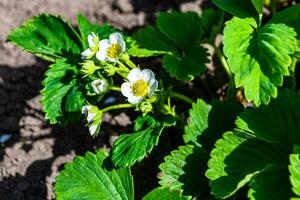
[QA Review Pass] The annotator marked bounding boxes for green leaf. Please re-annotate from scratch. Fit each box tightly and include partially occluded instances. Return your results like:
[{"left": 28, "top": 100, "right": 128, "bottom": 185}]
[
  {"left": 77, "top": 14, "right": 117, "bottom": 49},
  {"left": 130, "top": 12, "right": 210, "bottom": 81},
  {"left": 55, "top": 149, "right": 134, "bottom": 200},
  {"left": 162, "top": 46, "right": 209, "bottom": 80},
  {"left": 142, "top": 187, "right": 190, "bottom": 200},
  {"left": 236, "top": 90, "right": 300, "bottom": 149},
  {"left": 223, "top": 17, "right": 297, "bottom": 106},
  {"left": 289, "top": 152, "right": 300, "bottom": 197},
  {"left": 41, "top": 59, "right": 78, "bottom": 124},
  {"left": 184, "top": 99, "right": 243, "bottom": 151},
  {"left": 112, "top": 115, "right": 175, "bottom": 167},
  {"left": 269, "top": 4, "right": 300, "bottom": 39},
  {"left": 158, "top": 145, "right": 210, "bottom": 198},
  {"left": 251, "top": 0, "right": 263, "bottom": 14},
  {"left": 7, "top": 14, "right": 82, "bottom": 62},
  {"left": 200, "top": 9, "right": 224, "bottom": 43},
  {"left": 248, "top": 165, "right": 292, "bottom": 200},
  {"left": 157, "top": 11, "right": 202, "bottom": 52},
  {"left": 206, "top": 131, "right": 287, "bottom": 198},
  {"left": 64, "top": 86, "right": 84, "bottom": 113},
  {"left": 212, "top": 0, "right": 258, "bottom": 19},
  {"left": 129, "top": 26, "right": 177, "bottom": 57}
]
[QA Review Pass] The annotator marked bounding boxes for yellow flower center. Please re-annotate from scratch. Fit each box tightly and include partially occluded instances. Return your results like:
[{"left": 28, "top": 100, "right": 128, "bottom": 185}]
[
  {"left": 107, "top": 43, "right": 122, "bottom": 59},
  {"left": 131, "top": 80, "right": 149, "bottom": 97}
]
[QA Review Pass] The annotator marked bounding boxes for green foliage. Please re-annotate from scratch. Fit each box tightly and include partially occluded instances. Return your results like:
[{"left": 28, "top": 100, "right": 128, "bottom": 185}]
[
  {"left": 289, "top": 152, "right": 300, "bottom": 198},
  {"left": 200, "top": 9, "right": 224, "bottom": 43},
  {"left": 184, "top": 99, "right": 243, "bottom": 151},
  {"left": 55, "top": 149, "right": 134, "bottom": 200},
  {"left": 223, "top": 17, "right": 297, "bottom": 106},
  {"left": 130, "top": 11, "right": 209, "bottom": 81},
  {"left": 41, "top": 59, "right": 83, "bottom": 125},
  {"left": 269, "top": 3, "right": 300, "bottom": 40},
  {"left": 158, "top": 145, "right": 210, "bottom": 199},
  {"left": 206, "top": 90, "right": 300, "bottom": 199},
  {"left": 212, "top": 0, "right": 259, "bottom": 19},
  {"left": 7, "top": 14, "right": 82, "bottom": 62},
  {"left": 142, "top": 187, "right": 190, "bottom": 200},
  {"left": 111, "top": 115, "right": 175, "bottom": 167}
]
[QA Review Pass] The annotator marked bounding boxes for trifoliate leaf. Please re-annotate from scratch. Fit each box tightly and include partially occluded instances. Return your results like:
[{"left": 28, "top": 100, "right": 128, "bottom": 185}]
[
  {"left": 223, "top": 17, "right": 297, "bottom": 106},
  {"left": 162, "top": 46, "right": 209, "bottom": 80},
  {"left": 158, "top": 145, "right": 211, "bottom": 199},
  {"left": 7, "top": 14, "right": 82, "bottom": 62},
  {"left": 112, "top": 115, "right": 175, "bottom": 167},
  {"left": 142, "top": 187, "right": 190, "bottom": 200},
  {"left": 184, "top": 99, "right": 243, "bottom": 151},
  {"left": 206, "top": 131, "right": 287, "bottom": 198},
  {"left": 269, "top": 3, "right": 300, "bottom": 40},
  {"left": 236, "top": 89, "right": 300, "bottom": 149},
  {"left": 77, "top": 14, "right": 117, "bottom": 49},
  {"left": 248, "top": 165, "right": 293, "bottom": 200},
  {"left": 289, "top": 152, "right": 300, "bottom": 197},
  {"left": 55, "top": 149, "right": 134, "bottom": 200},
  {"left": 128, "top": 26, "right": 177, "bottom": 57},
  {"left": 212, "top": 0, "right": 258, "bottom": 19},
  {"left": 156, "top": 11, "right": 202, "bottom": 52},
  {"left": 41, "top": 59, "right": 79, "bottom": 124}
]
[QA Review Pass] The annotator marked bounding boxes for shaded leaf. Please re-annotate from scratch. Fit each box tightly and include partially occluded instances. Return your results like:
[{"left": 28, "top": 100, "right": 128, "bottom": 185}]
[
  {"left": 248, "top": 165, "right": 292, "bottom": 200},
  {"left": 223, "top": 17, "right": 297, "bottom": 105},
  {"left": 269, "top": 4, "right": 300, "bottom": 39},
  {"left": 162, "top": 47, "right": 209, "bottom": 80},
  {"left": 206, "top": 131, "right": 287, "bottom": 198},
  {"left": 142, "top": 187, "right": 190, "bottom": 200},
  {"left": 200, "top": 9, "right": 224, "bottom": 43},
  {"left": 7, "top": 14, "right": 82, "bottom": 62},
  {"left": 55, "top": 149, "right": 134, "bottom": 200},
  {"left": 184, "top": 99, "right": 243, "bottom": 151},
  {"left": 158, "top": 145, "right": 211, "bottom": 198},
  {"left": 41, "top": 59, "right": 78, "bottom": 124},
  {"left": 212, "top": 0, "right": 258, "bottom": 19},
  {"left": 236, "top": 90, "right": 300, "bottom": 149}
]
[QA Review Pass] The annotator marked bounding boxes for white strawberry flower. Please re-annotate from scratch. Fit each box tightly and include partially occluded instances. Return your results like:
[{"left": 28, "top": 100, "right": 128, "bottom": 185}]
[
  {"left": 81, "top": 105, "right": 102, "bottom": 137},
  {"left": 81, "top": 32, "right": 99, "bottom": 59},
  {"left": 96, "top": 32, "right": 126, "bottom": 62},
  {"left": 121, "top": 68, "right": 158, "bottom": 104},
  {"left": 91, "top": 79, "right": 109, "bottom": 94}
]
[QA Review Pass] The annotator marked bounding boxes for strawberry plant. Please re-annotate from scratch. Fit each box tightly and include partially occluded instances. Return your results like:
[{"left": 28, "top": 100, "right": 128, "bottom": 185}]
[{"left": 7, "top": 0, "right": 300, "bottom": 199}]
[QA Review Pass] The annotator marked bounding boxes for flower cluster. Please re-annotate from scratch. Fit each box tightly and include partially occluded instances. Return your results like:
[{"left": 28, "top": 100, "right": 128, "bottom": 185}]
[
  {"left": 80, "top": 32, "right": 160, "bottom": 136},
  {"left": 81, "top": 32, "right": 126, "bottom": 62}
]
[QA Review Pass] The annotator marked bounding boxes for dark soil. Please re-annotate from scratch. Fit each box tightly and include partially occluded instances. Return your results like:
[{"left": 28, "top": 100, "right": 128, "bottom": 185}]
[{"left": 0, "top": 0, "right": 220, "bottom": 199}]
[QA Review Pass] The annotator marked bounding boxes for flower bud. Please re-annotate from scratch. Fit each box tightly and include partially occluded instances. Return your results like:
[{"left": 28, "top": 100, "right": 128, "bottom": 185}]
[
  {"left": 91, "top": 79, "right": 109, "bottom": 94},
  {"left": 139, "top": 101, "right": 153, "bottom": 113}
]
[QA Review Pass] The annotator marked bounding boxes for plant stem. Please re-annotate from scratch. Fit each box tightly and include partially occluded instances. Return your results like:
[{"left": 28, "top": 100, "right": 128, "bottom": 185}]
[
  {"left": 170, "top": 92, "right": 194, "bottom": 104},
  {"left": 124, "top": 58, "right": 137, "bottom": 69},
  {"left": 213, "top": 44, "right": 232, "bottom": 78},
  {"left": 101, "top": 103, "right": 135, "bottom": 113},
  {"left": 110, "top": 86, "right": 121, "bottom": 91}
]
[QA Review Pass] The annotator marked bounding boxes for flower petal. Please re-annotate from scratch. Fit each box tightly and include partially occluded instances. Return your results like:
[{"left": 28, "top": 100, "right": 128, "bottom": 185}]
[
  {"left": 89, "top": 124, "right": 99, "bottom": 136},
  {"left": 110, "top": 32, "right": 123, "bottom": 44},
  {"left": 141, "top": 69, "right": 154, "bottom": 82},
  {"left": 128, "top": 96, "right": 143, "bottom": 104},
  {"left": 87, "top": 113, "right": 96, "bottom": 123},
  {"left": 148, "top": 80, "right": 158, "bottom": 97},
  {"left": 81, "top": 48, "right": 94, "bottom": 59},
  {"left": 127, "top": 68, "right": 142, "bottom": 83},
  {"left": 107, "top": 57, "right": 119, "bottom": 63},
  {"left": 121, "top": 82, "right": 133, "bottom": 97},
  {"left": 99, "top": 39, "right": 110, "bottom": 49}
]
